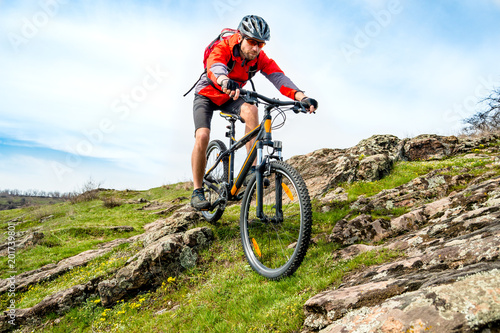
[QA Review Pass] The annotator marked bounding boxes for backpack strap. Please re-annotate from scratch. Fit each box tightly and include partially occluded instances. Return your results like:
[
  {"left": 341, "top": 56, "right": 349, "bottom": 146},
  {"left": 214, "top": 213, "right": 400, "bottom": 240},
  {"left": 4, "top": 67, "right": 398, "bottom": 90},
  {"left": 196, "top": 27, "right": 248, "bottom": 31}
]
[
  {"left": 248, "top": 63, "right": 258, "bottom": 80},
  {"left": 183, "top": 68, "right": 207, "bottom": 97},
  {"left": 184, "top": 53, "right": 258, "bottom": 97},
  {"left": 227, "top": 58, "right": 236, "bottom": 73}
]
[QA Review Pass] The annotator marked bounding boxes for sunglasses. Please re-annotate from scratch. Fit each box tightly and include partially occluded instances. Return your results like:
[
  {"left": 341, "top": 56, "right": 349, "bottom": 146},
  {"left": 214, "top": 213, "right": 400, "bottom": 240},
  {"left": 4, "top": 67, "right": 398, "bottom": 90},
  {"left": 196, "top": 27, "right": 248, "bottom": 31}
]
[{"left": 245, "top": 38, "right": 266, "bottom": 48}]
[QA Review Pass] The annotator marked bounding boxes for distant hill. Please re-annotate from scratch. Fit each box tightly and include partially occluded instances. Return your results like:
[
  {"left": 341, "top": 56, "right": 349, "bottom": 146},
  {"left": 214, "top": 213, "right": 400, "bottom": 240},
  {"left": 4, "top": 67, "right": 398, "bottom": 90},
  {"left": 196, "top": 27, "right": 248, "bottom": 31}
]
[{"left": 0, "top": 195, "right": 66, "bottom": 211}]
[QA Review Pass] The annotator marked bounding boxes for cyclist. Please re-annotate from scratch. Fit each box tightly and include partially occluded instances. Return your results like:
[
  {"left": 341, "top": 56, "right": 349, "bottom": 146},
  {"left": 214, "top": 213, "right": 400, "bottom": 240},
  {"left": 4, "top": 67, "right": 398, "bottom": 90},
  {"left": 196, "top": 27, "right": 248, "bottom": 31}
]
[{"left": 190, "top": 14, "right": 318, "bottom": 210}]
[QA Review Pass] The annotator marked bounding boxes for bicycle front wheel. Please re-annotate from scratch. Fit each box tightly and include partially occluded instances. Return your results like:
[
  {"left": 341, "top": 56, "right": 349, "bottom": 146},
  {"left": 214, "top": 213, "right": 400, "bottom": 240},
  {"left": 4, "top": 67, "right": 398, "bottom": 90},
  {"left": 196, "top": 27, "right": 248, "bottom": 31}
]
[{"left": 240, "top": 161, "right": 312, "bottom": 280}]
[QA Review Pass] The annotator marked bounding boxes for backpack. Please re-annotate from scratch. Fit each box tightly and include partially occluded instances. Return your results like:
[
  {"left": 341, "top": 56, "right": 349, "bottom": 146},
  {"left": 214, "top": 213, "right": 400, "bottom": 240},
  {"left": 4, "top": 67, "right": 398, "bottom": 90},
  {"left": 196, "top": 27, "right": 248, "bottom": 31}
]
[
  {"left": 203, "top": 28, "right": 238, "bottom": 69},
  {"left": 183, "top": 28, "right": 258, "bottom": 97}
]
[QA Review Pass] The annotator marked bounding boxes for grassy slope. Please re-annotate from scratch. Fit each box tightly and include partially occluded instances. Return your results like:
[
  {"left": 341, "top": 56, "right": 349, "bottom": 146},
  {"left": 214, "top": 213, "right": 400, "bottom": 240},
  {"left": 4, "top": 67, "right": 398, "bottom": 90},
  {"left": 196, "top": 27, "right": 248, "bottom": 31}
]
[
  {"left": 1, "top": 149, "right": 499, "bottom": 332},
  {"left": 0, "top": 196, "right": 66, "bottom": 211},
  {"left": 0, "top": 185, "right": 192, "bottom": 279}
]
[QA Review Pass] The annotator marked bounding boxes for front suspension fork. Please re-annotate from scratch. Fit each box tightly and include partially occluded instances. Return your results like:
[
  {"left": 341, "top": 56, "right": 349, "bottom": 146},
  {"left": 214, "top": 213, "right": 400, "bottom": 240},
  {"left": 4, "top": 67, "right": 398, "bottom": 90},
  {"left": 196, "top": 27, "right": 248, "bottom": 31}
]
[{"left": 255, "top": 141, "right": 283, "bottom": 221}]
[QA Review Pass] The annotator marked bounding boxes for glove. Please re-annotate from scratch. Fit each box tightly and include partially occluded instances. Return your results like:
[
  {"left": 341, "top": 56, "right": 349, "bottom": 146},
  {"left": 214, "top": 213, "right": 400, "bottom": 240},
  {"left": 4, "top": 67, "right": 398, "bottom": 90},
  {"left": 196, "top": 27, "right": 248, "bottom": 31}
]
[
  {"left": 221, "top": 79, "right": 239, "bottom": 92},
  {"left": 301, "top": 97, "right": 318, "bottom": 110}
]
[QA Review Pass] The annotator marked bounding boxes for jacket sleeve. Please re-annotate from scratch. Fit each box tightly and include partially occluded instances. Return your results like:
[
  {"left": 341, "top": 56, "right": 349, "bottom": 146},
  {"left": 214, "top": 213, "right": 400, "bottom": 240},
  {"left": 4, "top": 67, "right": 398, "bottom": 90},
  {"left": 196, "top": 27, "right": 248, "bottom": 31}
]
[
  {"left": 258, "top": 51, "right": 302, "bottom": 100},
  {"left": 206, "top": 40, "right": 231, "bottom": 86}
]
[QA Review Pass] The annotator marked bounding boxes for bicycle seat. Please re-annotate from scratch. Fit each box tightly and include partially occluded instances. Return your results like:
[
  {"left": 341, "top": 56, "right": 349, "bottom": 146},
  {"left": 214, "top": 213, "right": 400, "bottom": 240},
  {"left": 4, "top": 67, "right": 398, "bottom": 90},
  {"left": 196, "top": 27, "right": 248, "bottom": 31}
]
[{"left": 220, "top": 112, "right": 245, "bottom": 123}]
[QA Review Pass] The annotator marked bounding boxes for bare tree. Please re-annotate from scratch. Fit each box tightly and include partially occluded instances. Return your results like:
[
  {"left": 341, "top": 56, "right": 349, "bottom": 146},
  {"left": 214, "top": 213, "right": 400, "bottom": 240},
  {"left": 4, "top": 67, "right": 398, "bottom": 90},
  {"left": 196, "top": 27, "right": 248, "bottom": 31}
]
[
  {"left": 463, "top": 88, "right": 500, "bottom": 134},
  {"left": 69, "top": 177, "right": 104, "bottom": 204}
]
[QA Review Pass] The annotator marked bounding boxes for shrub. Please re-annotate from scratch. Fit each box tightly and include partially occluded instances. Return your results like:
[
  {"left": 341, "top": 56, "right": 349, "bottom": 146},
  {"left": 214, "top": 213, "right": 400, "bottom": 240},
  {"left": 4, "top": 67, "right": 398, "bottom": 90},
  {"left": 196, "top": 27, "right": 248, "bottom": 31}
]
[
  {"left": 102, "top": 196, "right": 123, "bottom": 208},
  {"left": 69, "top": 178, "right": 103, "bottom": 204}
]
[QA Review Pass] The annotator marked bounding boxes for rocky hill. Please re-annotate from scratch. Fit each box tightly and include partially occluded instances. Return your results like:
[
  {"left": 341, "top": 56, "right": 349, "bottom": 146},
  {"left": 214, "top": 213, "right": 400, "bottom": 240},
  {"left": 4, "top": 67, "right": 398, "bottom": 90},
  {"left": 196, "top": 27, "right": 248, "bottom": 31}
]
[
  {"left": 289, "top": 134, "right": 500, "bottom": 332},
  {"left": 1, "top": 133, "right": 499, "bottom": 332}
]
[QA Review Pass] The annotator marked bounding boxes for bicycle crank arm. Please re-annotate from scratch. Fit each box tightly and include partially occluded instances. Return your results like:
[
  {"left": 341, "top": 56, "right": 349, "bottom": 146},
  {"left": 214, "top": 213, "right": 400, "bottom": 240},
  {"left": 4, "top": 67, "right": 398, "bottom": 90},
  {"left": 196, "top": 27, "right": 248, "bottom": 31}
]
[{"left": 209, "top": 197, "right": 226, "bottom": 211}]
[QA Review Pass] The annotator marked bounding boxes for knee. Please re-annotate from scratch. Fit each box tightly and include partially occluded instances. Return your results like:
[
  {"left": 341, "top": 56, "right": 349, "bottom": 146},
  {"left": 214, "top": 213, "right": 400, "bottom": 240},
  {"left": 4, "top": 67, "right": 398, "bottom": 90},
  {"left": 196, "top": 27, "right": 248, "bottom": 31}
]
[
  {"left": 240, "top": 103, "right": 258, "bottom": 121},
  {"left": 195, "top": 128, "right": 210, "bottom": 147}
]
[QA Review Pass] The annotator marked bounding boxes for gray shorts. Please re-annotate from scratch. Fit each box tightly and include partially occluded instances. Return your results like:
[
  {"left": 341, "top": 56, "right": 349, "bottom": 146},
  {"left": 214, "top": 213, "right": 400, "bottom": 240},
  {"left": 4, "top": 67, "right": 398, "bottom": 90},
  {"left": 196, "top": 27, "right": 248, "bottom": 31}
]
[{"left": 193, "top": 94, "right": 246, "bottom": 132}]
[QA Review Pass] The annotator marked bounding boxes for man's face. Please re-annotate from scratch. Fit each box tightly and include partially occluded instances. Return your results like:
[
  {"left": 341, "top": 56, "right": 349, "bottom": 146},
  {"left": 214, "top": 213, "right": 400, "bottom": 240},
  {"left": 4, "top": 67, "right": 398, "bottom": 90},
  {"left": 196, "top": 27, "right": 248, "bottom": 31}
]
[{"left": 238, "top": 34, "right": 265, "bottom": 61}]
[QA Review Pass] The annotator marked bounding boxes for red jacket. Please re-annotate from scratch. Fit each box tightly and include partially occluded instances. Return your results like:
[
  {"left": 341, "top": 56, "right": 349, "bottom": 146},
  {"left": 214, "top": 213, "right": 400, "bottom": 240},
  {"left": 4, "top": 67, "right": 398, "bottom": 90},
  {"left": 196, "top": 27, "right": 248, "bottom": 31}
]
[{"left": 195, "top": 34, "right": 302, "bottom": 106}]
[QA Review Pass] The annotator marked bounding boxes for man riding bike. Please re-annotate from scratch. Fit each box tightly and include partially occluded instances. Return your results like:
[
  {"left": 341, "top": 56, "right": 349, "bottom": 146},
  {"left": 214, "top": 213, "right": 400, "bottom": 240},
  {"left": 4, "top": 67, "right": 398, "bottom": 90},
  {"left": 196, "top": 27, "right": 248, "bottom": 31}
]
[{"left": 190, "top": 14, "right": 318, "bottom": 210}]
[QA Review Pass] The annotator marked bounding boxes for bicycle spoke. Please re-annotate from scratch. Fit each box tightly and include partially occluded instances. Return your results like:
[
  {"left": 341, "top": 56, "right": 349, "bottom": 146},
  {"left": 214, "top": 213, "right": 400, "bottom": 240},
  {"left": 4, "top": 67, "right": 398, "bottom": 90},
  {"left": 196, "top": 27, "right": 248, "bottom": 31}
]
[{"left": 241, "top": 161, "right": 311, "bottom": 279}]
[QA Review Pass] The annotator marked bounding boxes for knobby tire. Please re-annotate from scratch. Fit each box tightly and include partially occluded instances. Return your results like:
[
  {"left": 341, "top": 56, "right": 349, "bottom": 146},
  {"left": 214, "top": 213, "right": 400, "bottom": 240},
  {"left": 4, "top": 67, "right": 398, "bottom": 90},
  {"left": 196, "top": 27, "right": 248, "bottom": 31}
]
[
  {"left": 239, "top": 160, "right": 312, "bottom": 280},
  {"left": 202, "top": 140, "right": 229, "bottom": 224}
]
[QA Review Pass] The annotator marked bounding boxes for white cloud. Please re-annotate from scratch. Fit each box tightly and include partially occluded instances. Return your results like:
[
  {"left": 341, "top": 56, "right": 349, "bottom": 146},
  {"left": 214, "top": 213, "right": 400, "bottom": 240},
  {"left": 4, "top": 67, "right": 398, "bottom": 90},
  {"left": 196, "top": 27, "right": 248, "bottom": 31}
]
[{"left": 1, "top": 0, "right": 500, "bottom": 192}]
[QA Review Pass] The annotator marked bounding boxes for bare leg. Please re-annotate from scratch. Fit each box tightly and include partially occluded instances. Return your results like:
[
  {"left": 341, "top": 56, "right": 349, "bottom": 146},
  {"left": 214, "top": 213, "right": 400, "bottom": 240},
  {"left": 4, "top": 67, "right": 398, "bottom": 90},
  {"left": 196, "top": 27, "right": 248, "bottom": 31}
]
[
  {"left": 240, "top": 103, "right": 259, "bottom": 165},
  {"left": 191, "top": 127, "right": 211, "bottom": 189}
]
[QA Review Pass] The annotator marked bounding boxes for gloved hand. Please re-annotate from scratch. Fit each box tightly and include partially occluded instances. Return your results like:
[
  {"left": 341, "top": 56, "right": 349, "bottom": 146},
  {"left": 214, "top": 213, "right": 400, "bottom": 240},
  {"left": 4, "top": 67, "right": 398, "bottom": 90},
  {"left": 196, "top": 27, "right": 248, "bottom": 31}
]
[
  {"left": 221, "top": 79, "right": 240, "bottom": 100},
  {"left": 221, "top": 79, "right": 240, "bottom": 92},
  {"left": 300, "top": 97, "right": 318, "bottom": 113}
]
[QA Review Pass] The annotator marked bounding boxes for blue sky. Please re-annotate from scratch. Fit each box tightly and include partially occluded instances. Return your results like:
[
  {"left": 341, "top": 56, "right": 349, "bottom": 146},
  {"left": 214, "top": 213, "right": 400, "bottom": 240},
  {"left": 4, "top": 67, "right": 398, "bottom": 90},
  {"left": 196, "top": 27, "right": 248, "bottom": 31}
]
[{"left": 1, "top": 0, "right": 500, "bottom": 193}]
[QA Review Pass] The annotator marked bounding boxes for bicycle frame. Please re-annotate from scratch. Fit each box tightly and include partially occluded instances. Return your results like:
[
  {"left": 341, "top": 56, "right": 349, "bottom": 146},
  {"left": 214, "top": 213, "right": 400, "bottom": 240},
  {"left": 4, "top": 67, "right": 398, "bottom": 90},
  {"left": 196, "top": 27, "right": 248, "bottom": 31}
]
[
  {"left": 203, "top": 103, "right": 282, "bottom": 218},
  {"left": 201, "top": 89, "right": 312, "bottom": 279},
  {"left": 204, "top": 89, "right": 307, "bottom": 219}
]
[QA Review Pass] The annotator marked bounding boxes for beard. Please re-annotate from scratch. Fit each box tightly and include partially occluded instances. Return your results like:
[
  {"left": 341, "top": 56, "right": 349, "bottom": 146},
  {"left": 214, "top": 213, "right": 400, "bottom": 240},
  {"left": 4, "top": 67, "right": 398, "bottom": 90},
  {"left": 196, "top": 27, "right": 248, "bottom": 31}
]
[{"left": 240, "top": 47, "right": 259, "bottom": 61}]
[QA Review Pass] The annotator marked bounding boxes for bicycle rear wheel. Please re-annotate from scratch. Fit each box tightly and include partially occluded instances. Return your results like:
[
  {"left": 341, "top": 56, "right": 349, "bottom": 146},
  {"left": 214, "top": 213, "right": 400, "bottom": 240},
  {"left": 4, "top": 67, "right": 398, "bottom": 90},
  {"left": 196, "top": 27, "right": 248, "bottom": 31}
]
[
  {"left": 202, "top": 140, "right": 229, "bottom": 224},
  {"left": 240, "top": 160, "right": 312, "bottom": 280}
]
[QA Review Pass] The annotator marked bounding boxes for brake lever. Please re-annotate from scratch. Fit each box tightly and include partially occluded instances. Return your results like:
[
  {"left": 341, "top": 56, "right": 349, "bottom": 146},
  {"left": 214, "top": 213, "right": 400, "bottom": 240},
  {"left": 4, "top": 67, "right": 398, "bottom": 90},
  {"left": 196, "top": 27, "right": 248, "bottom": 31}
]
[{"left": 295, "top": 102, "right": 310, "bottom": 114}]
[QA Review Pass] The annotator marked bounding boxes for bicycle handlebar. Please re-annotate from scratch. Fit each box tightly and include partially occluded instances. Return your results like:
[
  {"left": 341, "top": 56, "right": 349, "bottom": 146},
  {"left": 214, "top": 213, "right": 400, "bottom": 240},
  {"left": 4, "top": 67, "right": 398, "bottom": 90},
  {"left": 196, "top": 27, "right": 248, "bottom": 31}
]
[{"left": 239, "top": 89, "right": 309, "bottom": 114}]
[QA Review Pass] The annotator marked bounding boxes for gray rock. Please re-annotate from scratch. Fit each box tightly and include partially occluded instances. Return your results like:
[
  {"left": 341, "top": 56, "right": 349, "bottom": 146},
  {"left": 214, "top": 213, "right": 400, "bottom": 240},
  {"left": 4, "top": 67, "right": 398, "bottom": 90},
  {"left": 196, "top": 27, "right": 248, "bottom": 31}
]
[
  {"left": 320, "top": 188, "right": 348, "bottom": 204},
  {"left": 0, "top": 243, "right": 124, "bottom": 294},
  {"left": 318, "top": 269, "right": 500, "bottom": 333},
  {"left": 356, "top": 154, "right": 393, "bottom": 181},
  {"left": 348, "top": 135, "right": 401, "bottom": 158},
  {"left": 1, "top": 279, "right": 100, "bottom": 331},
  {"left": 289, "top": 134, "right": 499, "bottom": 200},
  {"left": 98, "top": 228, "right": 213, "bottom": 307},
  {"left": 304, "top": 174, "right": 500, "bottom": 332},
  {"left": 329, "top": 215, "right": 391, "bottom": 245},
  {"left": 399, "top": 134, "right": 460, "bottom": 161},
  {"left": 288, "top": 135, "right": 402, "bottom": 199}
]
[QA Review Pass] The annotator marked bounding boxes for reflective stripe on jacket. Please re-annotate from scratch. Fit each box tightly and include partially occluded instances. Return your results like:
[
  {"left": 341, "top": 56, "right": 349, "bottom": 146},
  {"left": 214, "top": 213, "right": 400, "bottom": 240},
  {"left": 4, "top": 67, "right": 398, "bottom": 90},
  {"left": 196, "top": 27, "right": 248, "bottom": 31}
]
[{"left": 195, "top": 33, "right": 301, "bottom": 106}]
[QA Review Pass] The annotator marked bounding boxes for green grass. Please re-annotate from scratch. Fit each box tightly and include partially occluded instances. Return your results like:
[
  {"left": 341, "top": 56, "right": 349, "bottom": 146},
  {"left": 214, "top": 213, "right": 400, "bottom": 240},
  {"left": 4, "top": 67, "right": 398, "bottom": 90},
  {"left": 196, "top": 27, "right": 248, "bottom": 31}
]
[
  {"left": 342, "top": 156, "right": 498, "bottom": 201},
  {"left": 0, "top": 243, "right": 135, "bottom": 310},
  {"left": 3, "top": 152, "right": 498, "bottom": 332},
  {"left": 31, "top": 239, "right": 400, "bottom": 333},
  {"left": 1, "top": 178, "right": 403, "bottom": 332},
  {"left": 312, "top": 203, "right": 351, "bottom": 234},
  {"left": 0, "top": 184, "right": 192, "bottom": 279}
]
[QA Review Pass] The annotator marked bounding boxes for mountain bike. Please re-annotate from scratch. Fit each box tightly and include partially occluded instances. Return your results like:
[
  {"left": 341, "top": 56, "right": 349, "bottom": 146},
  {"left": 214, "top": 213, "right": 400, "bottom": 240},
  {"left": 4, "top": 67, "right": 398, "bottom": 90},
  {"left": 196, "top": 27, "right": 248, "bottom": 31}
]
[{"left": 201, "top": 89, "right": 312, "bottom": 280}]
